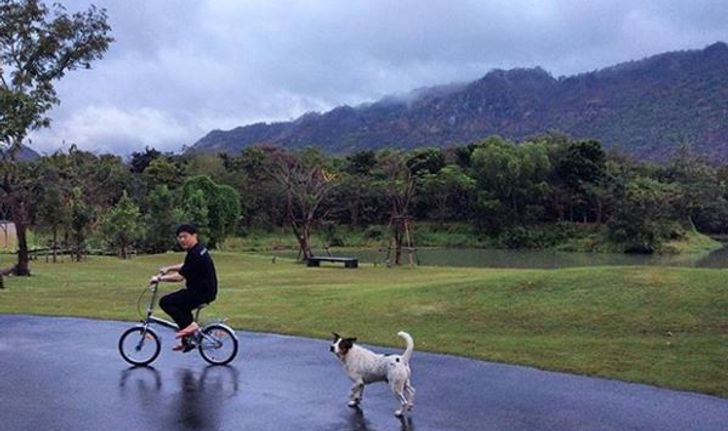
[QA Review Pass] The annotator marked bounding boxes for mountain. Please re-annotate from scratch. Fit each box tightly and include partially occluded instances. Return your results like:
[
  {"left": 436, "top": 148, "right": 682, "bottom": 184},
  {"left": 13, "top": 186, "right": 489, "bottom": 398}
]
[
  {"left": 191, "top": 42, "right": 728, "bottom": 161},
  {"left": 19, "top": 145, "right": 40, "bottom": 161},
  {"left": 0, "top": 145, "right": 41, "bottom": 162}
]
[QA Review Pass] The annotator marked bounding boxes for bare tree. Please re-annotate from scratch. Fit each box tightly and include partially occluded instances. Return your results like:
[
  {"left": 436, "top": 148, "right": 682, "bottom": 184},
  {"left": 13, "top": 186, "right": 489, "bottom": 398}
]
[
  {"left": 376, "top": 151, "right": 417, "bottom": 265},
  {"left": 271, "top": 149, "right": 337, "bottom": 261}
]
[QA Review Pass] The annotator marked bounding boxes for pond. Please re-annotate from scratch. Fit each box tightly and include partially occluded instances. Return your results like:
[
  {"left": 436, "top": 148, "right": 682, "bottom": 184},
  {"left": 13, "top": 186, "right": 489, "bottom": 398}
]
[
  {"left": 695, "top": 245, "right": 728, "bottom": 268},
  {"left": 274, "top": 245, "right": 728, "bottom": 269}
]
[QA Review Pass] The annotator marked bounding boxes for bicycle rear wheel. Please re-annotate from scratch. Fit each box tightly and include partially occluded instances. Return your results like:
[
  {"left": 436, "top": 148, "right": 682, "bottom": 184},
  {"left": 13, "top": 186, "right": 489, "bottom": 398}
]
[
  {"left": 198, "top": 324, "right": 238, "bottom": 365},
  {"left": 118, "top": 326, "right": 161, "bottom": 366}
]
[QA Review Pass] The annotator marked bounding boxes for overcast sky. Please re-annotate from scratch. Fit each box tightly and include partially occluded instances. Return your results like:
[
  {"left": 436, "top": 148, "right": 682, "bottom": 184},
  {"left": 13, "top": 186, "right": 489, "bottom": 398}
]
[{"left": 27, "top": 0, "right": 727, "bottom": 156}]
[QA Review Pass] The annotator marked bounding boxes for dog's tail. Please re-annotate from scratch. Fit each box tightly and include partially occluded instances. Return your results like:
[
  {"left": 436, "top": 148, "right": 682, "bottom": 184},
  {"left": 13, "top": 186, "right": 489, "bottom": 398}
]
[{"left": 398, "top": 331, "right": 414, "bottom": 363}]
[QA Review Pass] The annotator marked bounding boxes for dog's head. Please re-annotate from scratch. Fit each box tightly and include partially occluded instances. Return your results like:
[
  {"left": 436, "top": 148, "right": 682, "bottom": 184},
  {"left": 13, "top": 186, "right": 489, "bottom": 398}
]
[{"left": 330, "top": 332, "right": 357, "bottom": 360}]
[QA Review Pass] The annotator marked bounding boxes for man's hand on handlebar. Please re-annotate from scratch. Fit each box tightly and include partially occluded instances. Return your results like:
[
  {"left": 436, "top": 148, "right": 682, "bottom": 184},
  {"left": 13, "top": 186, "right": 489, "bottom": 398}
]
[{"left": 159, "top": 264, "right": 182, "bottom": 275}]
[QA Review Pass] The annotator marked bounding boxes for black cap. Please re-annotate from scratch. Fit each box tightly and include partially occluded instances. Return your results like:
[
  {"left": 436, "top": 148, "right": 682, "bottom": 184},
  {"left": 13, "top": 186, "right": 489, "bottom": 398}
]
[{"left": 176, "top": 224, "right": 198, "bottom": 235}]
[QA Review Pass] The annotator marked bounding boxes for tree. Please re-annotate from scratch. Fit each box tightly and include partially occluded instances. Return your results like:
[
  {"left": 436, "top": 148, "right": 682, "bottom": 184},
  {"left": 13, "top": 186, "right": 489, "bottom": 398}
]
[
  {"left": 0, "top": 159, "right": 45, "bottom": 273},
  {"left": 717, "top": 164, "right": 728, "bottom": 188},
  {"left": 129, "top": 147, "right": 161, "bottom": 174},
  {"left": 69, "top": 186, "right": 92, "bottom": 261},
  {"left": 142, "top": 157, "right": 185, "bottom": 190},
  {"left": 419, "top": 164, "right": 475, "bottom": 223},
  {"left": 374, "top": 151, "right": 417, "bottom": 265},
  {"left": 331, "top": 171, "right": 369, "bottom": 227},
  {"left": 607, "top": 177, "right": 681, "bottom": 253},
  {"left": 99, "top": 190, "right": 143, "bottom": 259},
  {"left": 344, "top": 150, "right": 377, "bottom": 175},
  {"left": 470, "top": 137, "right": 550, "bottom": 231},
  {"left": 140, "top": 185, "right": 177, "bottom": 253},
  {"left": 406, "top": 148, "right": 445, "bottom": 176},
  {"left": 215, "top": 184, "right": 242, "bottom": 242},
  {"left": 661, "top": 146, "right": 721, "bottom": 231},
  {"left": 86, "top": 154, "right": 133, "bottom": 207},
  {"left": 333, "top": 150, "right": 380, "bottom": 227},
  {"left": 185, "top": 153, "right": 227, "bottom": 182},
  {"left": 34, "top": 155, "right": 72, "bottom": 261},
  {"left": 177, "top": 189, "right": 210, "bottom": 244},
  {"left": 271, "top": 148, "right": 337, "bottom": 260},
  {"left": 555, "top": 140, "right": 607, "bottom": 222},
  {"left": 180, "top": 175, "right": 241, "bottom": 248},
  {"left": 230, "top": 146, "right": 286, "bottom": 230},
  {"left": 0, "top": 0, "right": 113, "bottom": 275}
]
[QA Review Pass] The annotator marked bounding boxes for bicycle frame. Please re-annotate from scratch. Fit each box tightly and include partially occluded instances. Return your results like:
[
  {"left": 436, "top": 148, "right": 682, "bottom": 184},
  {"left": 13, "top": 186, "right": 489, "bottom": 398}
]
[
  {"left": 137, "top": 281, "right": 222, "bottom": 349},
  {"left": 142, "top": 281, "right": 179, "bottom": 331}
]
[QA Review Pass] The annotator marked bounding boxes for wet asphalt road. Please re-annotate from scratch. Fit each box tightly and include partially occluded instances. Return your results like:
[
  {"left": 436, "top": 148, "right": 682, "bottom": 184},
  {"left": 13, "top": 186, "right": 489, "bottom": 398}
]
[{"left": 0, "top": 315, "right": 726, "bottom": 431}]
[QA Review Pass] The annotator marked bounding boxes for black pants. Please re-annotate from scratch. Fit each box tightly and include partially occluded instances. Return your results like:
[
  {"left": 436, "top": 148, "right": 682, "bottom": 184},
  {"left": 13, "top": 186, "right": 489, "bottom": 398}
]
[{"left": 159, "top": 289, "right": 210, "bottom": 329}]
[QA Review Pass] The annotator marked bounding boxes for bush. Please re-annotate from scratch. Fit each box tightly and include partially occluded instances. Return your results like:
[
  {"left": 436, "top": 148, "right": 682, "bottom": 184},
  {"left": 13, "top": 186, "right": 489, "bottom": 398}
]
[
  {"left": 319, "top": 222, "right": 345, "bottom": 247},
  {"left": 496, "top": 223, "right": 595, "bottom": 249},
  {"left": 363, "top": 225, "right": 385, "bottom": 240},
  {"left": 498, "top": 226, "right": 543, "bottom": 249},
  {"left": 607, "top": 177, "right": 682, "bottom": 253}
]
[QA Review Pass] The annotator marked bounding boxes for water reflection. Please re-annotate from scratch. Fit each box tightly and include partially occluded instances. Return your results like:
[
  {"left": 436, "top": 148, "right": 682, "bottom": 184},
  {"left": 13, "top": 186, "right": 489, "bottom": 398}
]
[
  {"left": 399, "top": 416, "right": 415, "bottom": 431},
  {"left": 695, "top": 246, "right": 728, "bottom": 268},
  {"left": 119, "top": 366, "right": 162, "bottom": 398},
  {"left": 118, "top": 365, "right": 240, "bottom": 431},
  {"left": 199, "top": 365, "right": 240, "bottom": 398},
  {"left": 176, "top": 368, "right": 213, "bottom": 429},
  {"left": 328, "top": 408, "right": 415, "bottom": 431},
  {"left": 118, "top": 366, "right": 164, "bottom": 428},
  {"left": 174, "top": 366, "right": 240, "bottom": 430},
  {"left": 346, "top": 408, "right": 371, "bottom": 431}
]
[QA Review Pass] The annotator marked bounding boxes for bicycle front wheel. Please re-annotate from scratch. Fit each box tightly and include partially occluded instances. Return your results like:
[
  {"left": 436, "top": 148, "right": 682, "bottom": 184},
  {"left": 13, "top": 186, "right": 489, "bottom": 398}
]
[
  {"left": 198, "top": 324, "right": 238, "bottom": 365},
  {"left": 118, "top": 326, "right": 161, "bottom": 366}
]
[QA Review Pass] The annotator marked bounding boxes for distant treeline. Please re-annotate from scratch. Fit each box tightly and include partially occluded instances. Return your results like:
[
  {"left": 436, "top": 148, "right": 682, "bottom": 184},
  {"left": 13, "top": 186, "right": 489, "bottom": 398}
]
[{"left": 5, "top": 134, "right": 728, "bottom": 259}]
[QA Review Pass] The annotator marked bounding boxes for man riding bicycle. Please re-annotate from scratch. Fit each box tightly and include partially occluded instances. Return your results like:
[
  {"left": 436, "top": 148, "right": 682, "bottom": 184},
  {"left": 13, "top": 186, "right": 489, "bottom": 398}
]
[{"left": 150, "top": 224, "right": 218, "bottom": 351}]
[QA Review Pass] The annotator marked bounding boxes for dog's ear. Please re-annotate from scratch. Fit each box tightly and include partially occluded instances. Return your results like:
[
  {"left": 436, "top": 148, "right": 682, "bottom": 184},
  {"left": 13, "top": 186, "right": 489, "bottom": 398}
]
[
  {"left": 340, "top": 337, "right": 355, "bottom": 349},
  {"left": 332, "top": 332, "right": 341, "bottom": 340}
]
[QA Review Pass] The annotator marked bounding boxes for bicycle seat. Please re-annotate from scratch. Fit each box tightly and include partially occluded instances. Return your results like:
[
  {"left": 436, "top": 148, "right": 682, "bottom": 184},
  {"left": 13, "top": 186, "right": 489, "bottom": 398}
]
[{"left": 193, "top": 303, "right": 209, "bottom": 323}]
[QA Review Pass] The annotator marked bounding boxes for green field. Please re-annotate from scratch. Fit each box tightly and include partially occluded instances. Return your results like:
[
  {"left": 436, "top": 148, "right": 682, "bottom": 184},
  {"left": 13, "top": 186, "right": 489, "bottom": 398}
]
[{"left": 1, "top": 252, "right": 726, "bottom": 397}]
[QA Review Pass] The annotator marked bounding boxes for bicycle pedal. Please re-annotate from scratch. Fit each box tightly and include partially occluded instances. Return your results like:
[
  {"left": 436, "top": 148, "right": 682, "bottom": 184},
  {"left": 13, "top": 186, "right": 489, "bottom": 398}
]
[{"left": 175, "top": 337, "right": 196, "bottom": 353}]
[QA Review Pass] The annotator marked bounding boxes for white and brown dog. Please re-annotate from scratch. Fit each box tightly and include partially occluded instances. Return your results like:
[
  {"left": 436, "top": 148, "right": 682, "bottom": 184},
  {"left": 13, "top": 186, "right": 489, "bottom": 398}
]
[{"left": 330, "top": 331, "right": 416, "bottom": 417}]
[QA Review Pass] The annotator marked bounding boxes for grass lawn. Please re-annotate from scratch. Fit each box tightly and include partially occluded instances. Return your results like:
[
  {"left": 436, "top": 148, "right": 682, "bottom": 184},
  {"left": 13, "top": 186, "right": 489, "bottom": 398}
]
[{"left": 1, "top": 252, "right": 726, "bottom": 397}]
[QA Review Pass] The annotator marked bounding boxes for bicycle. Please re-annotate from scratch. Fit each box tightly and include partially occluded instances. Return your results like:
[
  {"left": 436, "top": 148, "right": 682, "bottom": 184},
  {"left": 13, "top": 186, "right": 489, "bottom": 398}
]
[{"left": 118, "top": 275, "right": 239, "bottom": 366}]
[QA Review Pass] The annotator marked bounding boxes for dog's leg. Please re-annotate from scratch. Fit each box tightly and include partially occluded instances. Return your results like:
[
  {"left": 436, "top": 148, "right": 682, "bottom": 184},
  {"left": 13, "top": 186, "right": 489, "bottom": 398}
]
[
  {"left": 348, "top": 381, "right": 365, "bottom": 407},
  {"left": 404, "top": 380, "right": 416, "bottom": 411},
  {"left": 394, "top": 392, "right": 409, "bottom": 417},
  {"left": 391, "top": 380, "right": 410, "bottom": 417}
]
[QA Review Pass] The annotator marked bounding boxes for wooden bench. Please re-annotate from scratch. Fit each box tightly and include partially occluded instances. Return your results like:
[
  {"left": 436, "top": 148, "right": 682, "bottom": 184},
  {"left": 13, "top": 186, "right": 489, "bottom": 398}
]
[{"left": 307, "top": 256, "right": 358, "bottom": 268}]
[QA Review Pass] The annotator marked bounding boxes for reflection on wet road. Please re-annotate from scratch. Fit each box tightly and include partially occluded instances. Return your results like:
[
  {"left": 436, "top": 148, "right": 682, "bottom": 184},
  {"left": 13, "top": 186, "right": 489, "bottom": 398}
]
[{"left": 119, "top": 365, "right": 240, "bottom": 430}]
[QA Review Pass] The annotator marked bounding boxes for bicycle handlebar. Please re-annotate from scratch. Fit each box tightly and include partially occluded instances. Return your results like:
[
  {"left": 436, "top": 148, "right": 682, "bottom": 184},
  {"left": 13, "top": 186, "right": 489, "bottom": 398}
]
[{"left": 149, "top": 271, "right": 165, "bottom": 286}]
